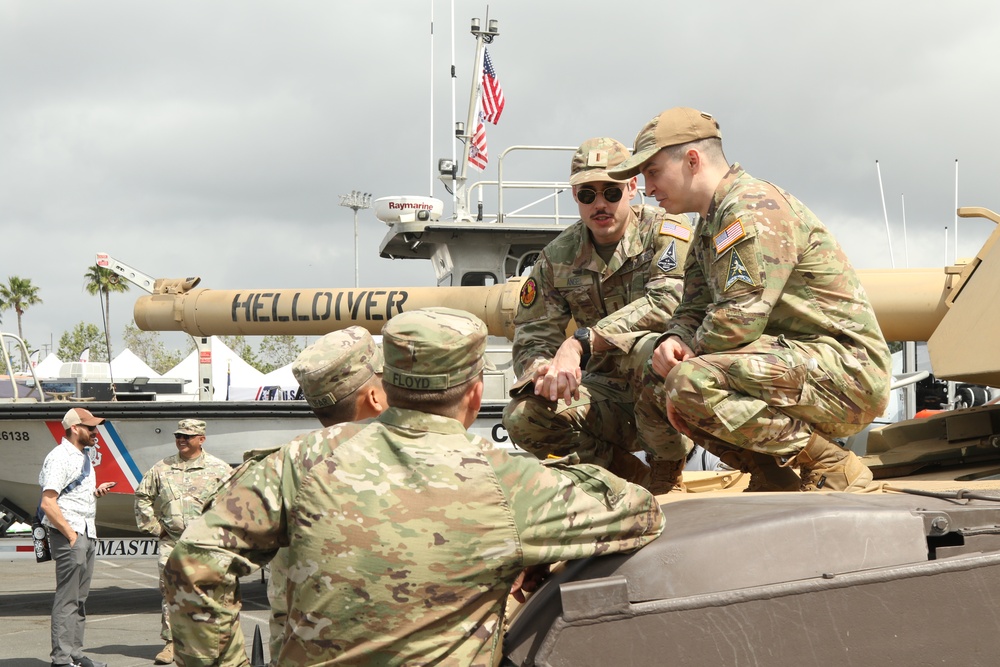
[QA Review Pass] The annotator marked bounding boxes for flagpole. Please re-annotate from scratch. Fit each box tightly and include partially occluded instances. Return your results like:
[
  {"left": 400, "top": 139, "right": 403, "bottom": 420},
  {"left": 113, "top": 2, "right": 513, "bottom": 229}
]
[
  {"left": 429, "top": 0, "right": 434, "bottom": 196},
  {"left": 455, "top": 19, "right": 490, "bottom": 221},
  {"left": 875, "top": 160, "right": 895, "bottom": 268},
  {"left": 450, "top": 0, "right": 457, "bottom": 217}
]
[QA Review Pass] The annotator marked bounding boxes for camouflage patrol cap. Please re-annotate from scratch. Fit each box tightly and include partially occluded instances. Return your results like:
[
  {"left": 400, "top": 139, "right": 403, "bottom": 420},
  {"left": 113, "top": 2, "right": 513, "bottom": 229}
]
[
  {"left": 569, "top": 137, "right": 632, "bottom": 185},
  {"left": 382, "top": 307, "right": 487, "bottom": 390},
  {"left": 291, "top": 327, "right": 383, "bottom": 409},
  {"left": 608, "top": 107, "right": 722, "bottom": 179},
  {"left": 175, "top": 419, "right": 206, "bottom": 436}
]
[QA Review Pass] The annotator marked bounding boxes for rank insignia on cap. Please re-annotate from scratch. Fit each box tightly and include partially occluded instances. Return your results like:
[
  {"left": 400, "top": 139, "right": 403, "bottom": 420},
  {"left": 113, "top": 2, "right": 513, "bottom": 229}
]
[
  {"left": 520, "top": 277, "right": 538, "bottom": 308},
  {"left": 659, "top": 220, "right": 691, "bottom": 241},
  {"left": 657, "top": 241, "right": 678, "bottom": 273},
  {"left": 714, "top": 218, "right": 745, "bottom": 255},
  {"left": 725, "top": 248, "right": 755, "bottom": 290},
  {"left": 587, "top": 149, "right": 608, "bottom": 167}
]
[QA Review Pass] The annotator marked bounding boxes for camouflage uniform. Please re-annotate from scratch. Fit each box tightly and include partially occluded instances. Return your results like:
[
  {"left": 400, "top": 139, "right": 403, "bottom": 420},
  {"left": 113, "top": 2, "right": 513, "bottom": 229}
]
[
  {"left": 503, "top": 138, "right": 694, "bottom": 477},
  {"left": 164, "top": 308, "right": 664, "bottom": 667},
  {"left": 263, "top": 327, "right": 384, "bottom": 665},
  {"left": 659, "top": 164, "right": 892, "bottom": 455},
  {"left": 504, "top": 202, "right": 692, "bottom": 466},
  {"left": 134, "top": 420, "right": 231, "bottom": 647}
]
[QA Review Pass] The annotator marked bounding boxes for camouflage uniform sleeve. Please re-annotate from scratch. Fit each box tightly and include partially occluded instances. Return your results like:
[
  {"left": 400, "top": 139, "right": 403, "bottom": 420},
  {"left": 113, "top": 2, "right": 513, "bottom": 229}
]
[
  {"left": 488, "top": 451, "right": 664, "bottom": 565},
  {"left": 511, "top": 252, "right": 572, "bottom": 377},
  {"left": 594, "top": 210, "right": 690, "bottom": 354},
  {"left": 691, "top": 208, "right": 785, "bottom": 354},
  {"left": 665, "top": 235, "right": 711, "bottom": 348},
  {"left": 163, "top": 446, "right": 293, "bottom": 666},
  {"left": 133, "top": 465, "right": 162, "bottom": 537}
]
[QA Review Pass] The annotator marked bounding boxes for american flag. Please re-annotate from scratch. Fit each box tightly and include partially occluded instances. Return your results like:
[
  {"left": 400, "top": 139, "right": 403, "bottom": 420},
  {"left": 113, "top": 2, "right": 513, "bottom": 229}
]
[
  {"left": 713, "top": 218, "right": 746, "bottom": 254},
  {"left": 480, "top": 48, "right": 505, "bottom": 124},
  {"left": 468, "top": 100, "right": 488, "bottom": 171}
]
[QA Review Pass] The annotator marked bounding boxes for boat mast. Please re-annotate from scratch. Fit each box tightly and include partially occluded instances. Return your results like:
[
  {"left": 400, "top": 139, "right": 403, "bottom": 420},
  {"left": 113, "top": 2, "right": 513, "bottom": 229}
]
[{"left": 449, "top": 14, "right": 498, "bottom": 222}]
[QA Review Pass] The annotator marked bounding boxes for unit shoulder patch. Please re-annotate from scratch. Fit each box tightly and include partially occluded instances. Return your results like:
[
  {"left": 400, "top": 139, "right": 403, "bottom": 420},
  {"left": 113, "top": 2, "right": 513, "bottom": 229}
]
[
  {"left": 724, "top": 248, "right": 756, "bottom": 290},
  {"left": 520, "top": 277, "right": 538, "bottom": 308},
  {"left": 657, "top": 240, "right": 678, "bottom": 273}
]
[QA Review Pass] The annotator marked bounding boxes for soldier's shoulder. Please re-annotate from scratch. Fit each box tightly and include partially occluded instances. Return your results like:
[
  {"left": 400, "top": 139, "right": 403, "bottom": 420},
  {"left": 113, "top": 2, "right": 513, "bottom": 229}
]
[{"left": 540, "top": 221, "right": 587, "bottom": 263}]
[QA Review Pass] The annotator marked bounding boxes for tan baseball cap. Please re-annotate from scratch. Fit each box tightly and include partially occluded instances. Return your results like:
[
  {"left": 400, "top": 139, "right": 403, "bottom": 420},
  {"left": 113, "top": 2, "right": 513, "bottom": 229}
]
[
  {"left": 608, "top": 107, "right": 722, "bottom": 179},
  {"left": 292, "top": 327, "right": 383, "bottom": 409},
  {"left": 569, "top": 137, "right": 632, "bottom": 185},
  {"left": 382, "top": 307, "right": 489, "bottom": 390},
  {"left": 175, "top": 419, "right": 206, "bottom": 436},
  {"left": 62, "top": 407, "right": 104, "bottom": 430}
]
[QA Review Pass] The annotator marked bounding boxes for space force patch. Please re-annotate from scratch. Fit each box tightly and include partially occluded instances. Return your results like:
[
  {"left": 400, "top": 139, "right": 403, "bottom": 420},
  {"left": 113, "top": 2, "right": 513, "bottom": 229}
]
[
  {"left": 725, "top": 249, "right": 755, "bottom": 290},
  {"left": 657, "top": 241, "right": 678, "bottom": 273},
  {"left": 520, "top": 277, "right": 538, "bottom": 308}
]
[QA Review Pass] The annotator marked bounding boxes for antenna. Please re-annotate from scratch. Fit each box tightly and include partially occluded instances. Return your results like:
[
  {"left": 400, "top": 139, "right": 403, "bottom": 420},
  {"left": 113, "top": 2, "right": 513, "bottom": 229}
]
[
  {"left": 429, "top": 0, "right": 434, "bottom": 196},
  {"left": 954, "top": 158, "right": 959, "bottom": 263},
  {"left": 875, "top": 160, "right": 895, "bottom": 268},
  {"left": 901, "top": 193, "right": 909, "bottom": 268}
]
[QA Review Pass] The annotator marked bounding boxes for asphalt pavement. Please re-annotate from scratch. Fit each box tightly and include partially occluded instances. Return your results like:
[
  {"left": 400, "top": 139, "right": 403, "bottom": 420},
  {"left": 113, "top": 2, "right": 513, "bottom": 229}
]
[{"left": 0, "top": 552, "right": 271, "bottom": 666}]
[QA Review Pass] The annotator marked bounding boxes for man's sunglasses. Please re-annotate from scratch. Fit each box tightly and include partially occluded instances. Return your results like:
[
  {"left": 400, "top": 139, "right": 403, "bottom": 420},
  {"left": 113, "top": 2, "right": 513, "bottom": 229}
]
[
  {"left": 576, "top": 186, "right": 624, "bottom": 204},
  {"left": 173, "top": 433, "right": 198, "bottom": 441}
]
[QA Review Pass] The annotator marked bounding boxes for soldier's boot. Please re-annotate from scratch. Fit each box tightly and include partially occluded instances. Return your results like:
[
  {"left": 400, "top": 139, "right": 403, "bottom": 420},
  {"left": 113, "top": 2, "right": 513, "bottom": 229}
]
[
  {"left": 609, "top": 448, "right": 651, "bottom": 488},
  {"left": 154, "top": 641, "right": 173, "bottom": 665},
  {"left": 648, "top": 458, "right": 686, "bottom": 494},
  {"left": 789, "top": 432, "right": 874, "bottom": 492},
  {"left": 716, "top": 447, "right": 801, "bottom": 492}
]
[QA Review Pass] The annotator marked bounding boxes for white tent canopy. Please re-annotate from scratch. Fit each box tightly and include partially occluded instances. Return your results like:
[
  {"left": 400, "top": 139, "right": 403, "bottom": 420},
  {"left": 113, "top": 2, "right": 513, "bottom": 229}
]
[
  {"left": 32, "top": 353, "right": 63, "bottom": 379},
  {"left": 163, "top": 337, "right": 266, "bottom": 401},
  {"left": 110, "top": 348, "right": 160, "bottom": 379}
]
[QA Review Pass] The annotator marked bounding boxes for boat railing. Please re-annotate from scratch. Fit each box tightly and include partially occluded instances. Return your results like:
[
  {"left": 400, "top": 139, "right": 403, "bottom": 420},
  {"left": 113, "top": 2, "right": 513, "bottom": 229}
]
[
  {"left": 466, "top": 144, "right": 655, "bottom": 226},
  {"left": 0, "top": 332, "right": 46, "bottom": 403}
]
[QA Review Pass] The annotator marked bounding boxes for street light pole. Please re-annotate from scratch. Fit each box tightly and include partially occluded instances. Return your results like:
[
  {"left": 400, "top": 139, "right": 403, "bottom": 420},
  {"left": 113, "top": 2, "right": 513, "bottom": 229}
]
[{"left": 338, "top": 190, "right": 372, "bottom": 287}]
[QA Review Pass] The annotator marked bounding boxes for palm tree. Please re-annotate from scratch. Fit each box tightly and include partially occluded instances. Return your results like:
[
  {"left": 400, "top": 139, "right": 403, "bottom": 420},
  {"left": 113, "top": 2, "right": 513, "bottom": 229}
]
[
  {"left": 84, "top": 265, "right": 130, "bottom": 361},
  {"left": 0, "top": 276, "right": 43, "bottom": 369}
]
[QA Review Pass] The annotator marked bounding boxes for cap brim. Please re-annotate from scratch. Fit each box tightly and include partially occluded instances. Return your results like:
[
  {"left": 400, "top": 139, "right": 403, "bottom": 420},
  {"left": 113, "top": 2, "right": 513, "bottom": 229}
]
[
  {"left": 568, "top": 169, "right": 631, "bottom": 186},
  {"left": 606, "top": 146, "right": 660, "bottom": 180},
  {"left": 81, "top": 416, "right": 105, "bottom": 426}
]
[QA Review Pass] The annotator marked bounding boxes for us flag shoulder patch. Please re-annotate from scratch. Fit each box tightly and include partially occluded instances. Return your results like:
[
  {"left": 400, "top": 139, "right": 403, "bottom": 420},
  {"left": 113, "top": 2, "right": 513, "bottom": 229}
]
[
  {"left": 714, "top": 218, "right": 745, "bottom": 255},
  {"left": 659, "top": 220, "right": 691, "bottom": 241}
]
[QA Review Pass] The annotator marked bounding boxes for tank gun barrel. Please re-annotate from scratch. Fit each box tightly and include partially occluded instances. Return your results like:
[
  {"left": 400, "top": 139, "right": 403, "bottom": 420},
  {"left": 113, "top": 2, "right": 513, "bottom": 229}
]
[{"left": 134, "top": 282, "right": 525, "bottom": 339}]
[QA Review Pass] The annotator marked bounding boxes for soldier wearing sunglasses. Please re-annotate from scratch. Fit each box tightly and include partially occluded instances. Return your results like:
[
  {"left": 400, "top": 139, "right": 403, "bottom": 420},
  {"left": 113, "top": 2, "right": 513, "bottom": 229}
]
[
  {"left": 503, "top": 137, "right": 695, "bottom": 494},
  {"left": 134, "top": 419, "right": 231, "bottom": 665}
]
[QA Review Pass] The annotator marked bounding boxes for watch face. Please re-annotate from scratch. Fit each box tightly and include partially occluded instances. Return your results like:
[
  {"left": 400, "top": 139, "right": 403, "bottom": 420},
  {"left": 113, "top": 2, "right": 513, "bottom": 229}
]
[{"left": 33, "top": 525, "right": 47, "bottom": 540}]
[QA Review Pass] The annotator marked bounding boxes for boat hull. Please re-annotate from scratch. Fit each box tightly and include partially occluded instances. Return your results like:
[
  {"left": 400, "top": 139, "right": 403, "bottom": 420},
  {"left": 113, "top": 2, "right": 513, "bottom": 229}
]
[{"left": 1, "top": 400, "right": 511, "bottom": 536}]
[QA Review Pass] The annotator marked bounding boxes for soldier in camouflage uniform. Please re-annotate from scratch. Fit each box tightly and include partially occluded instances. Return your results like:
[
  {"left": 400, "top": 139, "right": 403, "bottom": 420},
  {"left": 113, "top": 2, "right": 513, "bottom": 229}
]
[
  {"left": 609, "top": 107, "right": 892, "bottom": 492},
  {"left": 163, "top": 307, "right": 664, "bottom": 667},
  {"left": 264, "top": 327, "right": 386, "bottom": 665},
  {"left": 503, "top": 136, "right": 694, "bottom": 493},
  {"left": 134, "top": 419, "right": 232, "bottom": 665}
]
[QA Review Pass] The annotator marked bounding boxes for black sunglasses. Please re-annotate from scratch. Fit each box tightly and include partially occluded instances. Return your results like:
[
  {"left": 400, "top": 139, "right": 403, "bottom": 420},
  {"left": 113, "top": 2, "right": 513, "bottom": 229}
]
[
  {"left": 173, "top": 433, "right": 197, "bottom": 441},
  {"left": 576, "top": 186, "right": 624, "bottom": 204}
]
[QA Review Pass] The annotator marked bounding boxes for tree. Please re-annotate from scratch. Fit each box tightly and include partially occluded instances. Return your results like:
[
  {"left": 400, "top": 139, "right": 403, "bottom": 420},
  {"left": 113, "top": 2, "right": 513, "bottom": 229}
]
[
  {"left": 57, "top": 322, "right": 108, "bottom": 363},
  {"left": 221, "top": 335, "right": 259, "bottom": 369},
  {"left": 257, "top": 335, "right": 304, "bottom": 373},
  {"left": 84, "top": 265, "right": 130, "bottom": 362},
  {"left": 122, "top": 323, "right": 192, "bottom": 374},
  {"left": 0, "top": 276, "right": 43, "bottom": 369}
]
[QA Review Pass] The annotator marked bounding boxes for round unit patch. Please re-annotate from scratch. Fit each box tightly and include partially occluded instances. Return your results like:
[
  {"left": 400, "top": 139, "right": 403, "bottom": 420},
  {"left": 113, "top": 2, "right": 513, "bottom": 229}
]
[{"left": 519, "top": 278, "right": 538, "bottom": 308}]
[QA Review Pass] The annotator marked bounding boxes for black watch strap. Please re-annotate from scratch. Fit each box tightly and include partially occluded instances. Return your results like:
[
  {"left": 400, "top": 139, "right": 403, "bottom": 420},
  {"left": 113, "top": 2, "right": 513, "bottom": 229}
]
[{"left": 573, "top": 327, "right": 591, "bottom": 358}]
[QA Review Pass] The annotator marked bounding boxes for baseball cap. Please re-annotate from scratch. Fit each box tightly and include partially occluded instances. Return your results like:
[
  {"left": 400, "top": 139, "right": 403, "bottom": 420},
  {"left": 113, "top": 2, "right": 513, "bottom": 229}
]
[
  {"left": 569, "top": 137, "right": 632, "bottom": 186},
  {"left": 382, "top": 307, "right": 488, "bottom": 390},
  {"left": 608, "top": 107, "right": 722, "bottom": 179},
  {"left": 175, "top": 419, "right": 206, "bottom": 436},
  {"left": 292, "top": 327, "right": 383, "bottom": 409},
  {"left": 62, "top": 407, "right": 104, "bottom": 430}
]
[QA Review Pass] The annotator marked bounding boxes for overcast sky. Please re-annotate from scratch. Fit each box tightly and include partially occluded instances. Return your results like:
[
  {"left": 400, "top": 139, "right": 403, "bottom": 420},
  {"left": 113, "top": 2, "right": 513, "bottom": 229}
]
[{"left": 3, "top": 1, "right": 1000, "bottom": 359}]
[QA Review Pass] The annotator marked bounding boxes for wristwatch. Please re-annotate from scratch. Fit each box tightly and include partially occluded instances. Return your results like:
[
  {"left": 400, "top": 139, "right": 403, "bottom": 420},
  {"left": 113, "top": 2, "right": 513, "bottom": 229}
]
[{"left": 573, "top": 327, "right": 591, "bottom": 358}]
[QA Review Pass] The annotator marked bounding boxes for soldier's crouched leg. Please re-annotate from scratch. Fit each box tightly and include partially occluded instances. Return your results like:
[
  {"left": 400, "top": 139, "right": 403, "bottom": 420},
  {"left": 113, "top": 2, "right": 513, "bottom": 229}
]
[
  {"left": 502, "top": 381, "right": 636, "bottom": 472},
  {"left": 630, "top": 341, "right": 692, "bottom": 494}
]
